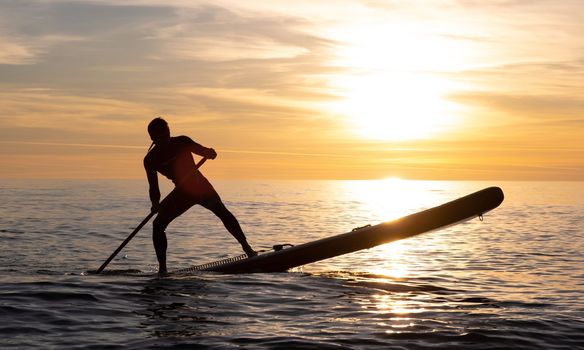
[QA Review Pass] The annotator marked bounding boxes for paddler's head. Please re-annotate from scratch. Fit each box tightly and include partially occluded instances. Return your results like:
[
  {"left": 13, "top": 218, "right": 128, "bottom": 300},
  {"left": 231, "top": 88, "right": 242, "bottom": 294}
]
[{"left": 148, "top": 117, "right": 170, "bottom": 147}]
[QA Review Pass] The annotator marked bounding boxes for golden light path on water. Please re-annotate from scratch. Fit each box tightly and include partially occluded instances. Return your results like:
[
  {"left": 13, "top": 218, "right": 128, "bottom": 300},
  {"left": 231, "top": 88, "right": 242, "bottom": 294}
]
[
  {"left": 333, "top": 179, "right": 462, "bottom": 319},
  {"left": 334, "top": 179, "right": 441, "bottom": 277}
]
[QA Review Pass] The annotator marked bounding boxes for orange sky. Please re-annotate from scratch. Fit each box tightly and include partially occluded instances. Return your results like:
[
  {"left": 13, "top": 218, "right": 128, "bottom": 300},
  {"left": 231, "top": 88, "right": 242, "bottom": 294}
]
[{"left": 1, "top": 1, "right": 583, "bottom": 180}]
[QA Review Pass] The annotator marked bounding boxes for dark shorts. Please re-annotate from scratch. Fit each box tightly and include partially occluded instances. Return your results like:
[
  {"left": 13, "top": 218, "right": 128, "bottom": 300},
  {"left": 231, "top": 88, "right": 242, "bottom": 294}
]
[{"left": 154, "top": 174, "right": 223, "bottom": 230}]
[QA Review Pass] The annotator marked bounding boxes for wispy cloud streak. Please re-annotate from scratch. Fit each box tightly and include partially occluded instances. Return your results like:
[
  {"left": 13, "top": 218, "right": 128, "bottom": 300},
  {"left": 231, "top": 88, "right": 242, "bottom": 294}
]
[{"left": 0, "top": 0, "right": 583, "bottom": 179}]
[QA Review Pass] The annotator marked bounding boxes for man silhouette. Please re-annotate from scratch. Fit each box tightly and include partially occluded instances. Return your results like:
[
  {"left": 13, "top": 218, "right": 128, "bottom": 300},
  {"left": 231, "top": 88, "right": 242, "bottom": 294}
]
[{"left": 144, "top": 117, "right": 257, "bottom": 274}]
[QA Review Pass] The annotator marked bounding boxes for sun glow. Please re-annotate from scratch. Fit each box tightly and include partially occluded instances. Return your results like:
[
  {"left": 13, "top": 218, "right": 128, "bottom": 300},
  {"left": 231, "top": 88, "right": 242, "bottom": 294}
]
[
  {"left": 338, "top": 178, "right": 446, "bottom": 222},
  {"left": 328, "top": 21, "right": 468, "bottom": 141},
  {"left": 331, "top": 73, "right": 459, "bottom": 141}
]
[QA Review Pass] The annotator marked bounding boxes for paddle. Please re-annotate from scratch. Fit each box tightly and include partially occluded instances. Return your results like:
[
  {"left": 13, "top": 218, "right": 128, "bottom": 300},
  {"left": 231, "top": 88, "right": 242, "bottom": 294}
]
[{"left": 95, "top": 157, "right": 207, "bottom": 274}]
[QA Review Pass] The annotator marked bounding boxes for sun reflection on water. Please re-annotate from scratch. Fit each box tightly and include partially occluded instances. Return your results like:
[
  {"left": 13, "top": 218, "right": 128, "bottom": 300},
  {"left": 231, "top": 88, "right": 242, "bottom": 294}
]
[
  {"left": 385, "top": 298, "right": 426, "bottom": 315},
  {"left": 333, "top": 179, "right": 459, "bottom": 323},
  {"left": 367, "top": 241, "right": 410, "bottom": 279},
  {"left": 337, "top": 178, "right": 453, "bottom": 222},
  {"left": 333, "top": 178, "right": 457, "bottom": 279}
]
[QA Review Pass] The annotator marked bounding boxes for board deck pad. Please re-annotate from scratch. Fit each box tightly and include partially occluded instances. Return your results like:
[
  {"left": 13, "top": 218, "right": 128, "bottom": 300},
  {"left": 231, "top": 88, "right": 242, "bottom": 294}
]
[{"left": 163, "top": 186, "right": 505, "bottom": 274}]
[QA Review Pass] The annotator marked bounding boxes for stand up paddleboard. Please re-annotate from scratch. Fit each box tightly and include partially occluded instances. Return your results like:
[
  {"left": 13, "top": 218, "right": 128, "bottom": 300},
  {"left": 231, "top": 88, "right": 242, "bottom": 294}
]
[{"left": 167, "top": 186, "right": 504, "bottom": 274}]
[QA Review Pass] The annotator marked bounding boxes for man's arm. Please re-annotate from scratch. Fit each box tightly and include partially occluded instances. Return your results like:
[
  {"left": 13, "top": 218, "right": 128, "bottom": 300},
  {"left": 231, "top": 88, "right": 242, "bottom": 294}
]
[
  {"left": 144, "top": 159, "right": 160, "bottom": 212},
  {"left": 187, "top": 138, "right": 217, "bottom": 160}
]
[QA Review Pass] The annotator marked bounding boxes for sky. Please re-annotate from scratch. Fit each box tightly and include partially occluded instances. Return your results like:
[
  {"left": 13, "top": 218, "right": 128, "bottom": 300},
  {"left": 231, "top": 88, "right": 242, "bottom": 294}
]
[{"left": 0, "top": 0, "right": 583, "bottom": 180}]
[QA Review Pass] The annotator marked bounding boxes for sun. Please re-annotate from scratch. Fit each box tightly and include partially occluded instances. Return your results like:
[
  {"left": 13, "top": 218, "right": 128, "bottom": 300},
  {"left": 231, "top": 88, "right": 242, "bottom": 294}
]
[
  {"left": 327, "top": 22, "right": 467, "bottom": 141},
  {"left": 331, "top": 73, "right": 459, "bottom": 141}
]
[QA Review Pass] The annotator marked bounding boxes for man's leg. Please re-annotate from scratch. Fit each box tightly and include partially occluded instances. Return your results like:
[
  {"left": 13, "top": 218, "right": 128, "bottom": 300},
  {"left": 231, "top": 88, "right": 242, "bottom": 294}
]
[
  {"left": 151, "top": 216, "right": 168, "bottom": 274},
  {"left": 201, "top": 197, "right": 257, "bottom": 257},
  {"left": 153, "top": 189, "right": 193, "bottom": 273}
]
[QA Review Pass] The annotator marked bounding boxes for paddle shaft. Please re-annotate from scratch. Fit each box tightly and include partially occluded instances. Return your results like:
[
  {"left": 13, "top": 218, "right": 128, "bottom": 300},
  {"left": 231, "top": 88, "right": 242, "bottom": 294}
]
[{"left": 95, "top": 157, "right": 207, "bottom": 273}]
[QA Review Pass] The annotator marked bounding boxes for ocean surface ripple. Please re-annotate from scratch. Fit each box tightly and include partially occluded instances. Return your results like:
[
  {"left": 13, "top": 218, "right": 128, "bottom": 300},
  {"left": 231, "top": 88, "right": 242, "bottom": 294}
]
[{"left": 1, "top": 180, "right": 584, "bottom": 349}]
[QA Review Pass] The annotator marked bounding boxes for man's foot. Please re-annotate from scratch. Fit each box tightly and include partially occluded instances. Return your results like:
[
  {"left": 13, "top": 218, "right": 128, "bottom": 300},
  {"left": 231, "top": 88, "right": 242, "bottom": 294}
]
[
  {"left": 243, "top": 244, "right": 258, "bottom": 258},
  {"left": 157, "top": 264, "right": 168, "bottom": 277}
]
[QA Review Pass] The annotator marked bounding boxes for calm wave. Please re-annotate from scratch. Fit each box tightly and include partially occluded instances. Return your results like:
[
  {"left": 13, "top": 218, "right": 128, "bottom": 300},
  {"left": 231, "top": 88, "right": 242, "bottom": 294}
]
[{"left": 1, "top": 180, "right": 584, "bottom": 349}]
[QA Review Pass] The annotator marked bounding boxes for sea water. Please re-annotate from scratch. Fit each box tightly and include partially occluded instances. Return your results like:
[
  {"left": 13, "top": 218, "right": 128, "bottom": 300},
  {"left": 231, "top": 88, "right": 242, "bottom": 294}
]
[{"left": 1, "top": 179, "right": 583, "bottom": 349}]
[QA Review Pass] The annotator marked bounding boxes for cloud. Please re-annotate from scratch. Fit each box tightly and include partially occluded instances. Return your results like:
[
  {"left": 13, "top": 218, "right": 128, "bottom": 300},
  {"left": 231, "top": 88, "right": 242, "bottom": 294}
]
[
  {"left": 0, "top": 33, "right": 82, "bottom": 65},
  {"left": 0, "top": 89, "right": 154, "bottom": 144},
  {"left": 158, "top": 36, "right": 309, "bottom": 61},
  {"left": 448, "top": 90, "right": 584, "bottom": 155},
  {"left": 453, "top": 92, "right": 584, "bottom": 118},
  {"left": 145, "top": 5, "right": 332, "bottom": 63},
  {"left": 0, "top": 38, "right": 37, "bottom": 65},
  {"left": 0, "top": 1, "right": 170, "bottom": 66},
  {"left": 1, "top": 0, "right": 583, "bottom": 180},
  {"left": 0, "top": 1, "right": 91, "bottom": 64},
  {"left": 0, "top": 0, "right": 343, "bottom": 147},
  {"left": 0, "top": 2, "right": 338, "bottom": 94}
]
